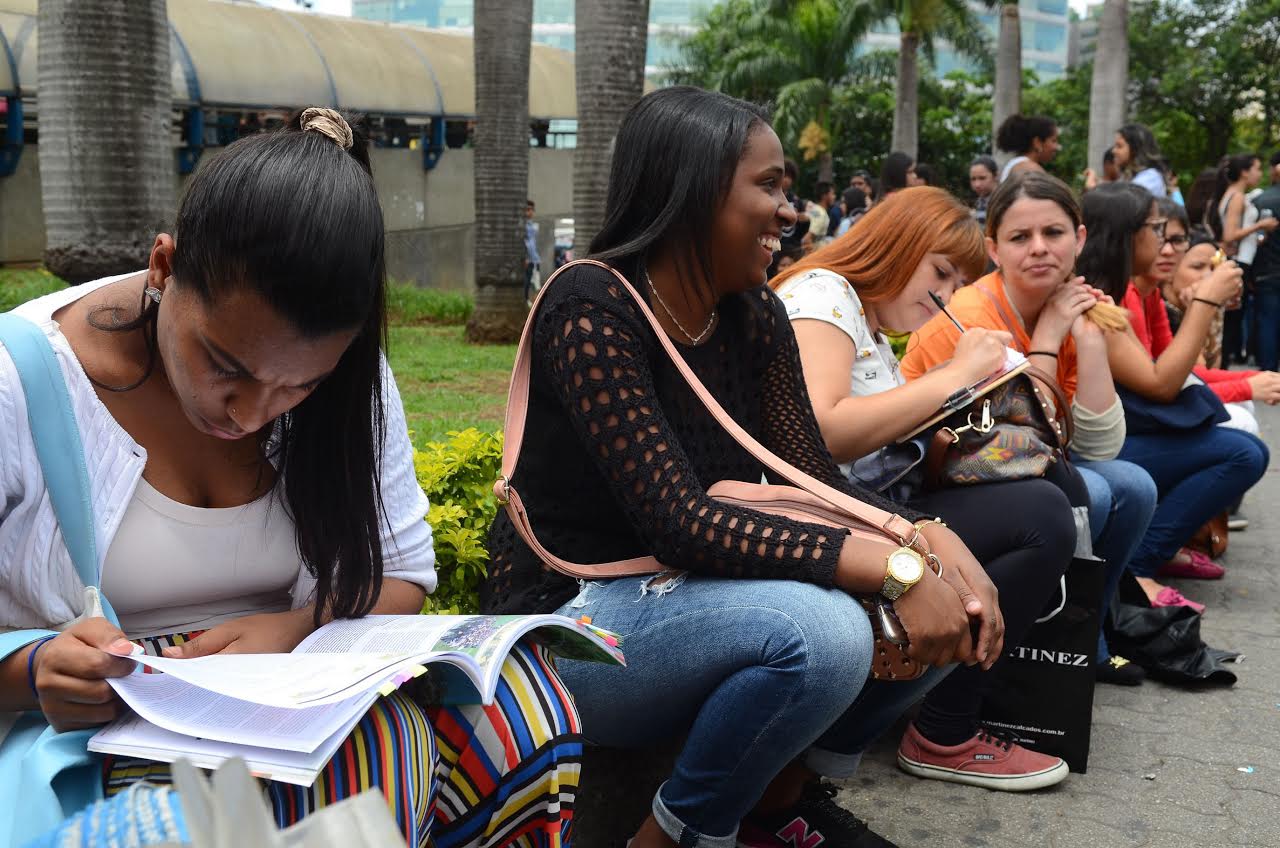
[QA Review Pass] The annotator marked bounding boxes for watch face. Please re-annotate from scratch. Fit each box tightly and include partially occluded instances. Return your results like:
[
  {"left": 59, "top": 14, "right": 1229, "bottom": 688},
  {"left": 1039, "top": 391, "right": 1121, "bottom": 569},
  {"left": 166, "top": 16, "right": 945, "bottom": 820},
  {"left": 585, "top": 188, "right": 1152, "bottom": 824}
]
[{"left": 888, "top": 549, "right": 925, "bottom": 584}]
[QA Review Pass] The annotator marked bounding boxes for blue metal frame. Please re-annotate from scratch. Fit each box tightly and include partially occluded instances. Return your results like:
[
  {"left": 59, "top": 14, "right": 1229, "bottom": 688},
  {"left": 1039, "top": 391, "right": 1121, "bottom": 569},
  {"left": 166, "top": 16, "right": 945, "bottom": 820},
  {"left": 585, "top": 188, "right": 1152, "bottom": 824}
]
[
  {"left": 177, "top": 107, "right": 204, "bottom": 175},
  {"left": 0, "top": 97, "right": 22, "bottom": 178},
  {"left": 0, "top": 23, "right": 22, "bottom": 178},
  {"left": 422, "top": 117, "right": 446, "bottom": 171}
]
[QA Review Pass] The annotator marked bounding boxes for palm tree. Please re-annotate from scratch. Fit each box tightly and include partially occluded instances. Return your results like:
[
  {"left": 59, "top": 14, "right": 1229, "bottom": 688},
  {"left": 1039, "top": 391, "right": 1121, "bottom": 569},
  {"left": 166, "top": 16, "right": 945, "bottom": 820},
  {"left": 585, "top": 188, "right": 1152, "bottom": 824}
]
[
  {"left": 37, "top": 0, "right": 172, "bottom": 284},
  {"left": 1087, "top": 0, "right": 1128, "bottom": 176},
  {"left": 467, "top": 0, "right": 534, "bottom": 344},
  {"left": 884, "top": 0, "right": 993, "bottom": 160},
  {"left": 719, "top": 0, "right": 877, "bottom": 183},
  {"left": 992, "top": 1, "right": 1021, "bottom": 165},
  {"left": 573, "top": 0, "right": 650, "bottom": 253}
]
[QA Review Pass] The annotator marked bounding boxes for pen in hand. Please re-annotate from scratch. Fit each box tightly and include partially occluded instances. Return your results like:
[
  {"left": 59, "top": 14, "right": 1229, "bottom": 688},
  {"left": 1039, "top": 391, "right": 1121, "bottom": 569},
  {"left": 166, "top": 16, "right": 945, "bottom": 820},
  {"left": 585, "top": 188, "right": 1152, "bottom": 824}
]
[{"left": 929, "top": 291, "right": 966, "bottom": 334}]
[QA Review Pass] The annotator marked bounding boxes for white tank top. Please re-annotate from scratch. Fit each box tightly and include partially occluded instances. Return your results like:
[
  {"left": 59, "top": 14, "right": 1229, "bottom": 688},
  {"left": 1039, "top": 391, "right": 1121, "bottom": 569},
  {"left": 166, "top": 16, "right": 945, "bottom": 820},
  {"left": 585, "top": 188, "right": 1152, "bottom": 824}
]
[
  {"left": 101, "top": 478, "right": 302, "bottom": 638},
  {"left": 1000, "top": 156, "right": 1030, "bottom": 181},
  {"left": 1220, "top": 191, "right": 1261, "bottom": 265}
]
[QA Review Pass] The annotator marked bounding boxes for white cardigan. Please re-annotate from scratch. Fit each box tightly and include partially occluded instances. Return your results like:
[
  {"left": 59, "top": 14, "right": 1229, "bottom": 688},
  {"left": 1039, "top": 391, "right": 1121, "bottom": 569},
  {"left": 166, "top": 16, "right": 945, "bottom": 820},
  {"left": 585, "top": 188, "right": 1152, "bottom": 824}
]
[{"left": 0, "top": 273, "right": 437, "bottom": 633}]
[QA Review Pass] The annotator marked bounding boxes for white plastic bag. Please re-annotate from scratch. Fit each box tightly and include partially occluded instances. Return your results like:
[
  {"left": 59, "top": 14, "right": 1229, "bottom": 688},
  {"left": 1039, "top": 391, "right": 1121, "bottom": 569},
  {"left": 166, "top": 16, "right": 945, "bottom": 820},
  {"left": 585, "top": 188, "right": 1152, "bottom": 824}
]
[{"left": 171, "top": 757, "right": 404, "bottom": 848}]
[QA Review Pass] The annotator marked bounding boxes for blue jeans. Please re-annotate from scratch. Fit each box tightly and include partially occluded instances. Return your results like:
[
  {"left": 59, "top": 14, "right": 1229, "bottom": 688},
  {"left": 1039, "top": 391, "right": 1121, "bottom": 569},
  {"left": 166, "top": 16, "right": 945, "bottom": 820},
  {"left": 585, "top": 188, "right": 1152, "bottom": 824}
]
[
  {"left": 1254, "top": 279, "right": 1280, "bottom": 372},
  {"left": 553, "top": 575, "right": 947, "bottom": 847},
  {"left": 1073, "top": 460, "right": 1158, "bottom": 662},
  {"left": 1117, "top": 427, "right": 1269, "bottom": 576}
]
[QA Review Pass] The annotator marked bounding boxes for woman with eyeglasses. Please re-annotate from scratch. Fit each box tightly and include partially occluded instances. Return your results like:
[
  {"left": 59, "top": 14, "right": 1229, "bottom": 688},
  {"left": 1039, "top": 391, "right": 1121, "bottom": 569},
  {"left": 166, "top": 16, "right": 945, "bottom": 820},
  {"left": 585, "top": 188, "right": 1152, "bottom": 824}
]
[
  {"left": 1082, "top": 183, "right": 1269, "bottom": 612},
  {"left": 1154, "top": 199, "right": 1280, "bottom": 431}
]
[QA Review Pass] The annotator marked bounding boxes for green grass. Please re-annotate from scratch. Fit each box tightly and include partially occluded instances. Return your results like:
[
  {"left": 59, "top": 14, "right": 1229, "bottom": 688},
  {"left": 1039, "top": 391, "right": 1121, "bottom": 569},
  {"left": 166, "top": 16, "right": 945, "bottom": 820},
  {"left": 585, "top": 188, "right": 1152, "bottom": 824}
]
[
  {"left": 387, "top": 325, "right": 514, "bottom": 448},
  {"left": 1, "top": 268, "right": 510, "bottom": 447},
  {"left": 0, "top": 268, "right": 68, "bottom": 311},
  {"left": 386, "top": 284, "right": 474, "bottom": 326}
]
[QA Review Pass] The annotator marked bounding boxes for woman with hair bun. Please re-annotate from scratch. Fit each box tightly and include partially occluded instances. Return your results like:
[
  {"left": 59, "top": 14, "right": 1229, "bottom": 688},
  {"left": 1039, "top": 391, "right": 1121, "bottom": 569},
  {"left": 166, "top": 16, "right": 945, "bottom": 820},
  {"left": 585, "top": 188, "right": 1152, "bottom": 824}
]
[
  {"left": 995, "top": 114, "right": 1060, "bottom": 181},
  {"left": 2, "top": 108, "right": 581, "bottom": 848}
]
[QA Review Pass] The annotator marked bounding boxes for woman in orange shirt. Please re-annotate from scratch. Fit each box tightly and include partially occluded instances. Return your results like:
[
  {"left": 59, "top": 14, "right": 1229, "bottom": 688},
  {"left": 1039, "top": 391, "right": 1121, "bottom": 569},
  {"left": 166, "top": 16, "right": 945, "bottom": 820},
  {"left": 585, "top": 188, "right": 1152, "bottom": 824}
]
[{"left": 904, "top": 172, "right": 1158, "bottom": 684}]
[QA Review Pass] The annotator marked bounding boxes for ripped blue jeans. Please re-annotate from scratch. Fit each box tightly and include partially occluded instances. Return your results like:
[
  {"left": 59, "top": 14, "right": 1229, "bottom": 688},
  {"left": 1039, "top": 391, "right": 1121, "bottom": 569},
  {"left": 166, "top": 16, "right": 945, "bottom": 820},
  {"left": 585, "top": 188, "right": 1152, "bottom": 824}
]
[{"left": 553, "top": 574, "right": 948, "bottom": 848}]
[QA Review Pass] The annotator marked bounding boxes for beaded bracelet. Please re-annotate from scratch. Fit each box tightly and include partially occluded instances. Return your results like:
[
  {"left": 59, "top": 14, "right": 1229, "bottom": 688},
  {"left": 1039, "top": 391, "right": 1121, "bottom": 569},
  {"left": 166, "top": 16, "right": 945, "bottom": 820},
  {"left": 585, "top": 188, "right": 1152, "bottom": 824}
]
[{"left": 27, "top": 635, "right": 57, "bottom": 698}]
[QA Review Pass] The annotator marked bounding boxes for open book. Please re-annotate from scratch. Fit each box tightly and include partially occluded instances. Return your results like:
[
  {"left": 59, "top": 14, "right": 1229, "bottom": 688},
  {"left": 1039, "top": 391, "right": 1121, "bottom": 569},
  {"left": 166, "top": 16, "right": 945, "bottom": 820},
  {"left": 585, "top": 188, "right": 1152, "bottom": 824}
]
[
  {"left": 89, "top": 614, "right": 624, "bottom": 786},
  {"left": 897, "top": 347, "right": 1030, "bottom": 442}
]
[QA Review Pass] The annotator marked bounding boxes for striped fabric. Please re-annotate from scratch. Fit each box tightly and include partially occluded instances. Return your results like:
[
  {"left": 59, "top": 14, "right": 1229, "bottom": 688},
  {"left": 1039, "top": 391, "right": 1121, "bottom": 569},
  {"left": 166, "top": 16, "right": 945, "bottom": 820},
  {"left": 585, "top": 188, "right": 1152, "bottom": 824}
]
[{"left": 103, "top": 632, "right": 582, "bottom": 847}]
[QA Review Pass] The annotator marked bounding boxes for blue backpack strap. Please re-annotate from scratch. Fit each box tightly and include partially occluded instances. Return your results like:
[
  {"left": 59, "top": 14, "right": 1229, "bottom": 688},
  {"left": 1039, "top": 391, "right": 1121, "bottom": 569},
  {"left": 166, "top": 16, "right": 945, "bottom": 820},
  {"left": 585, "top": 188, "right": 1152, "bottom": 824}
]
[{"left": 0, "top": 312, "right": 115, "bottom": 625}]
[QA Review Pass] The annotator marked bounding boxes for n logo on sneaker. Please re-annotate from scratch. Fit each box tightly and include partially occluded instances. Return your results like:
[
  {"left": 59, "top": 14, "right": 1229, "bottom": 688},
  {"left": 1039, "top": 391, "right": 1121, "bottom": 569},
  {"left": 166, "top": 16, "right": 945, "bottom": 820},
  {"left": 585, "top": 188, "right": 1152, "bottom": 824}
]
[{"left": 776, "top": 818, "right": 825, "bottom": 847}]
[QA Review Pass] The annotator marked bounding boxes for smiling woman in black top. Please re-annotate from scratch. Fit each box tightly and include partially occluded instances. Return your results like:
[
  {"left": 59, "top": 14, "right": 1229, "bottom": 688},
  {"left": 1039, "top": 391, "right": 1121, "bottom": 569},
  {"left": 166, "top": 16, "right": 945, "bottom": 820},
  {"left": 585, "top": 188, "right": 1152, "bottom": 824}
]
[{"left": 482, "top": 87, "right": 1002, "bottom": 848}]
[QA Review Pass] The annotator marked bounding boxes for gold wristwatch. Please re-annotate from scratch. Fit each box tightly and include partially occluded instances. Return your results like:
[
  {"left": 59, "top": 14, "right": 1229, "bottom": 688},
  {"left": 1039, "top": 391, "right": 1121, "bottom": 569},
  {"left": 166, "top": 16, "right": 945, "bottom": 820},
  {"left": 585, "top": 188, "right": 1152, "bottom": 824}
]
[{"left": 880, "top": 547, "right": 927, "bottom": 601}]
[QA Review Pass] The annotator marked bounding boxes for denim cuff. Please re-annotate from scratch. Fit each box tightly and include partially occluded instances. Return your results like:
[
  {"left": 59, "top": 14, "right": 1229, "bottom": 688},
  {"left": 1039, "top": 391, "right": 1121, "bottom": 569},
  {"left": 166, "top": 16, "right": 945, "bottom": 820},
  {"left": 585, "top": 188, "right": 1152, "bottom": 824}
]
[
  {"left": 803, "top": 747, "right": 863, "bottom": 779},
  {"left": 653, "top": 781, "right": 738, "bottom": 848}
]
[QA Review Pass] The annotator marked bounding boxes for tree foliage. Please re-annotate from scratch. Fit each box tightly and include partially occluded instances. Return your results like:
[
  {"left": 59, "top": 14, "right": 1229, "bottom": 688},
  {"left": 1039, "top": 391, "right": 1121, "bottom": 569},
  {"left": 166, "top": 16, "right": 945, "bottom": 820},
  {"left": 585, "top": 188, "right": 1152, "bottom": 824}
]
[{"left": 666, "top": 0, "right": 1277, "bottom": 201}]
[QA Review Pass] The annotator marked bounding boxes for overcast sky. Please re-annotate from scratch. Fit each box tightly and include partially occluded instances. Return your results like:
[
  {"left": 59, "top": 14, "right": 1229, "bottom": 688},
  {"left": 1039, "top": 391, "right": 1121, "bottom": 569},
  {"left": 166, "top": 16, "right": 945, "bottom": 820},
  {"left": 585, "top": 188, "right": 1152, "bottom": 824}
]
[{"left": 263, "top": 0, "right": 1096, "bottom": 22}]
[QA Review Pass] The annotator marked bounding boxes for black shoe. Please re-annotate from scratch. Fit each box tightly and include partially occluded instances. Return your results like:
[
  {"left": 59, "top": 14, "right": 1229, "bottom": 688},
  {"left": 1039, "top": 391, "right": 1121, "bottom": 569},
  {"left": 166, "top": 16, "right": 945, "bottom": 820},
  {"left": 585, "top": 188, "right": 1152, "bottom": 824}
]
[
  {"left": 737, "top": 781, "right": 898, "bottom": 847},
  {"left": 1097, "top": 655, "right": 1146, "bottom": 686}
]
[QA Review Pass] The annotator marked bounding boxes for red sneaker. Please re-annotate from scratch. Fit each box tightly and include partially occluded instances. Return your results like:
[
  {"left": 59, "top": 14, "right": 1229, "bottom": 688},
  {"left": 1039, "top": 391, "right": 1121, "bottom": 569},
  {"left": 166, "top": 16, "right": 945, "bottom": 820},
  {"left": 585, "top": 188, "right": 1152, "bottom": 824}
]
[
  {"left": 1158, "top": 549, "right": 1225, "bottom": 580},
  {"left": 1152, "top": 586, "right": 1206, "bottom": 614},
  {"left": 897, "top": 723, "right": 1068, "bottom": 791}
]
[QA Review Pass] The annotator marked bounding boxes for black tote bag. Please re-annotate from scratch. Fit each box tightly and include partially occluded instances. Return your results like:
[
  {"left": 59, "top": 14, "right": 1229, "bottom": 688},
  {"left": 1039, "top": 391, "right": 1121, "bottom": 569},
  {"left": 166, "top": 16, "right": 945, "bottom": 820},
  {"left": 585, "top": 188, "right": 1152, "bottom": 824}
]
[{"left": 981, "top": 556, "right": 1104, "bottom": 773}]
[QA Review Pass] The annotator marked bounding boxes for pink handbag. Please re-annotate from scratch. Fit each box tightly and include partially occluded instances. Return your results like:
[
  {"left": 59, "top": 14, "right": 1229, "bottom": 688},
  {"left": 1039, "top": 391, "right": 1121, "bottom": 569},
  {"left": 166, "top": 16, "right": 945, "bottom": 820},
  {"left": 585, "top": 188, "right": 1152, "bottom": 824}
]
[{"left": 494, "top": 260, "right": 937, "bottom": 680}]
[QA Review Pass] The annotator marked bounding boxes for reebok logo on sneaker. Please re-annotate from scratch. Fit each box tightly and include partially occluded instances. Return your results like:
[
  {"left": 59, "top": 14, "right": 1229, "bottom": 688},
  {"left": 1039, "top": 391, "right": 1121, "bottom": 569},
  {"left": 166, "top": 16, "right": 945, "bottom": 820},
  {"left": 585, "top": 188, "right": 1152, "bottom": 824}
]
[{"left": 776, "top": 818, "right": 825, "bottom": 848}]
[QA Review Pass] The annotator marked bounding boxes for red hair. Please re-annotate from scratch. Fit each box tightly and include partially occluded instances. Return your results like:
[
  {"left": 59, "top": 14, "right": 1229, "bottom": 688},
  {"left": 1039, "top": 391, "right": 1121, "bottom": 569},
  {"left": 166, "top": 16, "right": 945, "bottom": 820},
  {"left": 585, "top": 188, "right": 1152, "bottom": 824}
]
[{"left": 770, "top": 186, "right": 985, "bottom": 301}]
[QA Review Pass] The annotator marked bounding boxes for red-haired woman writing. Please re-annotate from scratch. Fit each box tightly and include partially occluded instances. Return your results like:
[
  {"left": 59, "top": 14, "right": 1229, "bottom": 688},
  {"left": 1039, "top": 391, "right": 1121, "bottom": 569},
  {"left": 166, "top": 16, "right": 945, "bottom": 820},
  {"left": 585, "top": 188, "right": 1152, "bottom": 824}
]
[{"left": 770, "top": 187, "right": 1077, "bottom": 791}]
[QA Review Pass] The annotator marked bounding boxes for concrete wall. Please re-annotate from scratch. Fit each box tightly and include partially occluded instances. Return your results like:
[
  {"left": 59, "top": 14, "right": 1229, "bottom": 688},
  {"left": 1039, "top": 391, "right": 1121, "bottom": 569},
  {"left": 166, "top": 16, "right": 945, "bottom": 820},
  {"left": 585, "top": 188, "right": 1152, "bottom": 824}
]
[
  {"left": 0, "top": 151, "right": 46, "bottom": 265},
  {"left": 0, "top": 145, "right": 575, "bottom": 291}
]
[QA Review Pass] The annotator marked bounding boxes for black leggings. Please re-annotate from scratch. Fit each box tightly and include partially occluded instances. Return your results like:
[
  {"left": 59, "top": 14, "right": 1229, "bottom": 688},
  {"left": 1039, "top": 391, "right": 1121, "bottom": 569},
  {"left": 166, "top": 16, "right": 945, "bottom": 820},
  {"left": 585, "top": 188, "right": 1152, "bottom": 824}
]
[{"left": 907, "top": 463, "right": 1084, "bottom": 746}]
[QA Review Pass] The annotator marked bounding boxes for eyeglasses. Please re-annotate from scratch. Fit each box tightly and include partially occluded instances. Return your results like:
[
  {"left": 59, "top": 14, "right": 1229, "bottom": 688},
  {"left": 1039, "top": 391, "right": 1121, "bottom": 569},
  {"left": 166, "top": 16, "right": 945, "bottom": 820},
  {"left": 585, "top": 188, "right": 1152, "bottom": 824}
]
[
  {"left": 1165, "top": 234, "right": 1190, "bottom": 250},
  {"left": 1145, "top": 218, "right": 1169, "bottom": 242}
]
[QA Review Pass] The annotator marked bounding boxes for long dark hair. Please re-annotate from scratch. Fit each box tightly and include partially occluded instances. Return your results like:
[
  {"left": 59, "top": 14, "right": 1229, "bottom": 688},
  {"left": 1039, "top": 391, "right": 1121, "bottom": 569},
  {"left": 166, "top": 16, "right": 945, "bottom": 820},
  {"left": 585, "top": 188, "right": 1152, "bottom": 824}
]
[
  {"left": 94, "top": 110, "right": 389, "bottom": 624},
  {"left": 1077, "top": 181, "right": 1154, "bottom": 300},
  {"left": 880, "top": 151, "right": 914, "bottom": 193},
  {"left": 1117, "top": 123, "right": 1162, "bottom": 175},
  {"left": 1185, "top": 167, "right": 1219, "bottom": 232},
  {"left": 1206, "top": 153, "right": 1259, "bottom": 241},
  {"left": 589, "top": 86, "right": 770, "bottom": 307}
]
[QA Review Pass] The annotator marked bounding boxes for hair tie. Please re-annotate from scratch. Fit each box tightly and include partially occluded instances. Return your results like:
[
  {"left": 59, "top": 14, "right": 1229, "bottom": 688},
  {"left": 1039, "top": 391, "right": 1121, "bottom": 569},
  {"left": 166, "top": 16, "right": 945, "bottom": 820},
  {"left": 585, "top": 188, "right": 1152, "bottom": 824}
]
[{"left": 299, "top": 107, "right": 353, "bottom": 151}]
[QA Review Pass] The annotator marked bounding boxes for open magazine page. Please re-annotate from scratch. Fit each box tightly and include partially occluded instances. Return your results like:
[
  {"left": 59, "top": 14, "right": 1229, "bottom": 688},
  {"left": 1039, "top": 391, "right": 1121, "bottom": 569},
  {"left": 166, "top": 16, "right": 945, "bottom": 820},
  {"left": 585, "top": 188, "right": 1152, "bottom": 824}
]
[
  {"left": 293, "top": 614, "right": 474, "bottom": 654},
  {"left": 119, "top": 650, "right": 428, "bottom": 708},
  {"left": 106, "top": 669, "right": 376, "bottom": 752},
  {"left": 90, "top": 712, "right": 350, "bottom": 787},
  {"left": 474, "top": 614, "right": 626, "bottom": 698},
  {"left": 297, "top": 614, "right": 625, "bottom": 703}
]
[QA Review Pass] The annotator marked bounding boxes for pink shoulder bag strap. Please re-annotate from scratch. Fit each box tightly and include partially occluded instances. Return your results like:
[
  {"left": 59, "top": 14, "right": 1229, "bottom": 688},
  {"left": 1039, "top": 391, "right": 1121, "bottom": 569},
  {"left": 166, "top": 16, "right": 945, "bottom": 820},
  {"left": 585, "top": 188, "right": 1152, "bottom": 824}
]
[{"left": 493, "top": 259, "right": 922, "bottom": 580}]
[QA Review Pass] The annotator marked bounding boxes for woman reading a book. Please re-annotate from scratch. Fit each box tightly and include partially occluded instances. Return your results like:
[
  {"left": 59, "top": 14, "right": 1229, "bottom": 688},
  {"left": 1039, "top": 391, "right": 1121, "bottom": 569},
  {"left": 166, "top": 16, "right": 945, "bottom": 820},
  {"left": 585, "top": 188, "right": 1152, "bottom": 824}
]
[
  {"left": 902, "top": 172, "right": 1159, "bottom": 685},
  {"left": 0, "top": 109, "right": 579, "bottom": 848},
  {"left": 1079, "top": 181, "right": 1268, "bottom": 612},
  {"left": 769, "top": 186, "right": 1077, "bottom": 790},
  {"left": 482, "top": 86, "right": 1001, "bottom": 848}
]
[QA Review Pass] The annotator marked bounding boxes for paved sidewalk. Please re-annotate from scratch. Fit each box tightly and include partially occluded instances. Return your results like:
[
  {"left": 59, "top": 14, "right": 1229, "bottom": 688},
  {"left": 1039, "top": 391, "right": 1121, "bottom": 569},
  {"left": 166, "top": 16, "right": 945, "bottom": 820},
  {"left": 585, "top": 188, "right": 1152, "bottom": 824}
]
[{"left": 841, "top": 407, "right": 1280, "bottom": 847}]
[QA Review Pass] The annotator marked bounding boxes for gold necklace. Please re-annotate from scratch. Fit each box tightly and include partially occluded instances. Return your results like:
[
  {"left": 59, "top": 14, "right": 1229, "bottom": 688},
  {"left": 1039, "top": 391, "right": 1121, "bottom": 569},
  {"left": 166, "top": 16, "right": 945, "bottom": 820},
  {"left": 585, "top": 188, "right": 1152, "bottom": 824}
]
[{"left": 647, "top": 273, "right": 717, "bottom": 344}]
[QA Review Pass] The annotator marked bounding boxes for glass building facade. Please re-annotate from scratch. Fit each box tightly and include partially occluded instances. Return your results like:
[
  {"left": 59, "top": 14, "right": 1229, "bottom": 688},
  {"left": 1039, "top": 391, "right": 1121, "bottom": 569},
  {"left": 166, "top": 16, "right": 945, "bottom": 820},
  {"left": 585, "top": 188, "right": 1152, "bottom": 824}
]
[
  {"left": 862, "top": 0, "right": 1072, "bottom": 81},
  {"left": 352, "top": 0, "right": 708, "bottom": 77}
]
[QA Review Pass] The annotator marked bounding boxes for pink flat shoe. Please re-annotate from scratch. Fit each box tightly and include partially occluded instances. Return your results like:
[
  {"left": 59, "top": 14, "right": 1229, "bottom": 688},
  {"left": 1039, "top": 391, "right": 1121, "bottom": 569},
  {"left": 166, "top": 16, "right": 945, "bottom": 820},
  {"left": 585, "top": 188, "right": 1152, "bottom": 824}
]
[
  {"left": 1158, "top": 549, "right": 1226, "bottom": 580},
  {"left": 1152, "top": 587, "right": 1206, "bottom": 614}
]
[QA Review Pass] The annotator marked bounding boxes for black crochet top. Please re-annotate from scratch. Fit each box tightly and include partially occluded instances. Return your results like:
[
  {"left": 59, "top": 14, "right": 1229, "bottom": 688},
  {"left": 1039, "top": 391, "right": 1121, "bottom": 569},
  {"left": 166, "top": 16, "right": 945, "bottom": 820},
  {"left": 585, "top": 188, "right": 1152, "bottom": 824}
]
[{"left": 481, "top": 262, "right": 925, "bottom": 614}]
